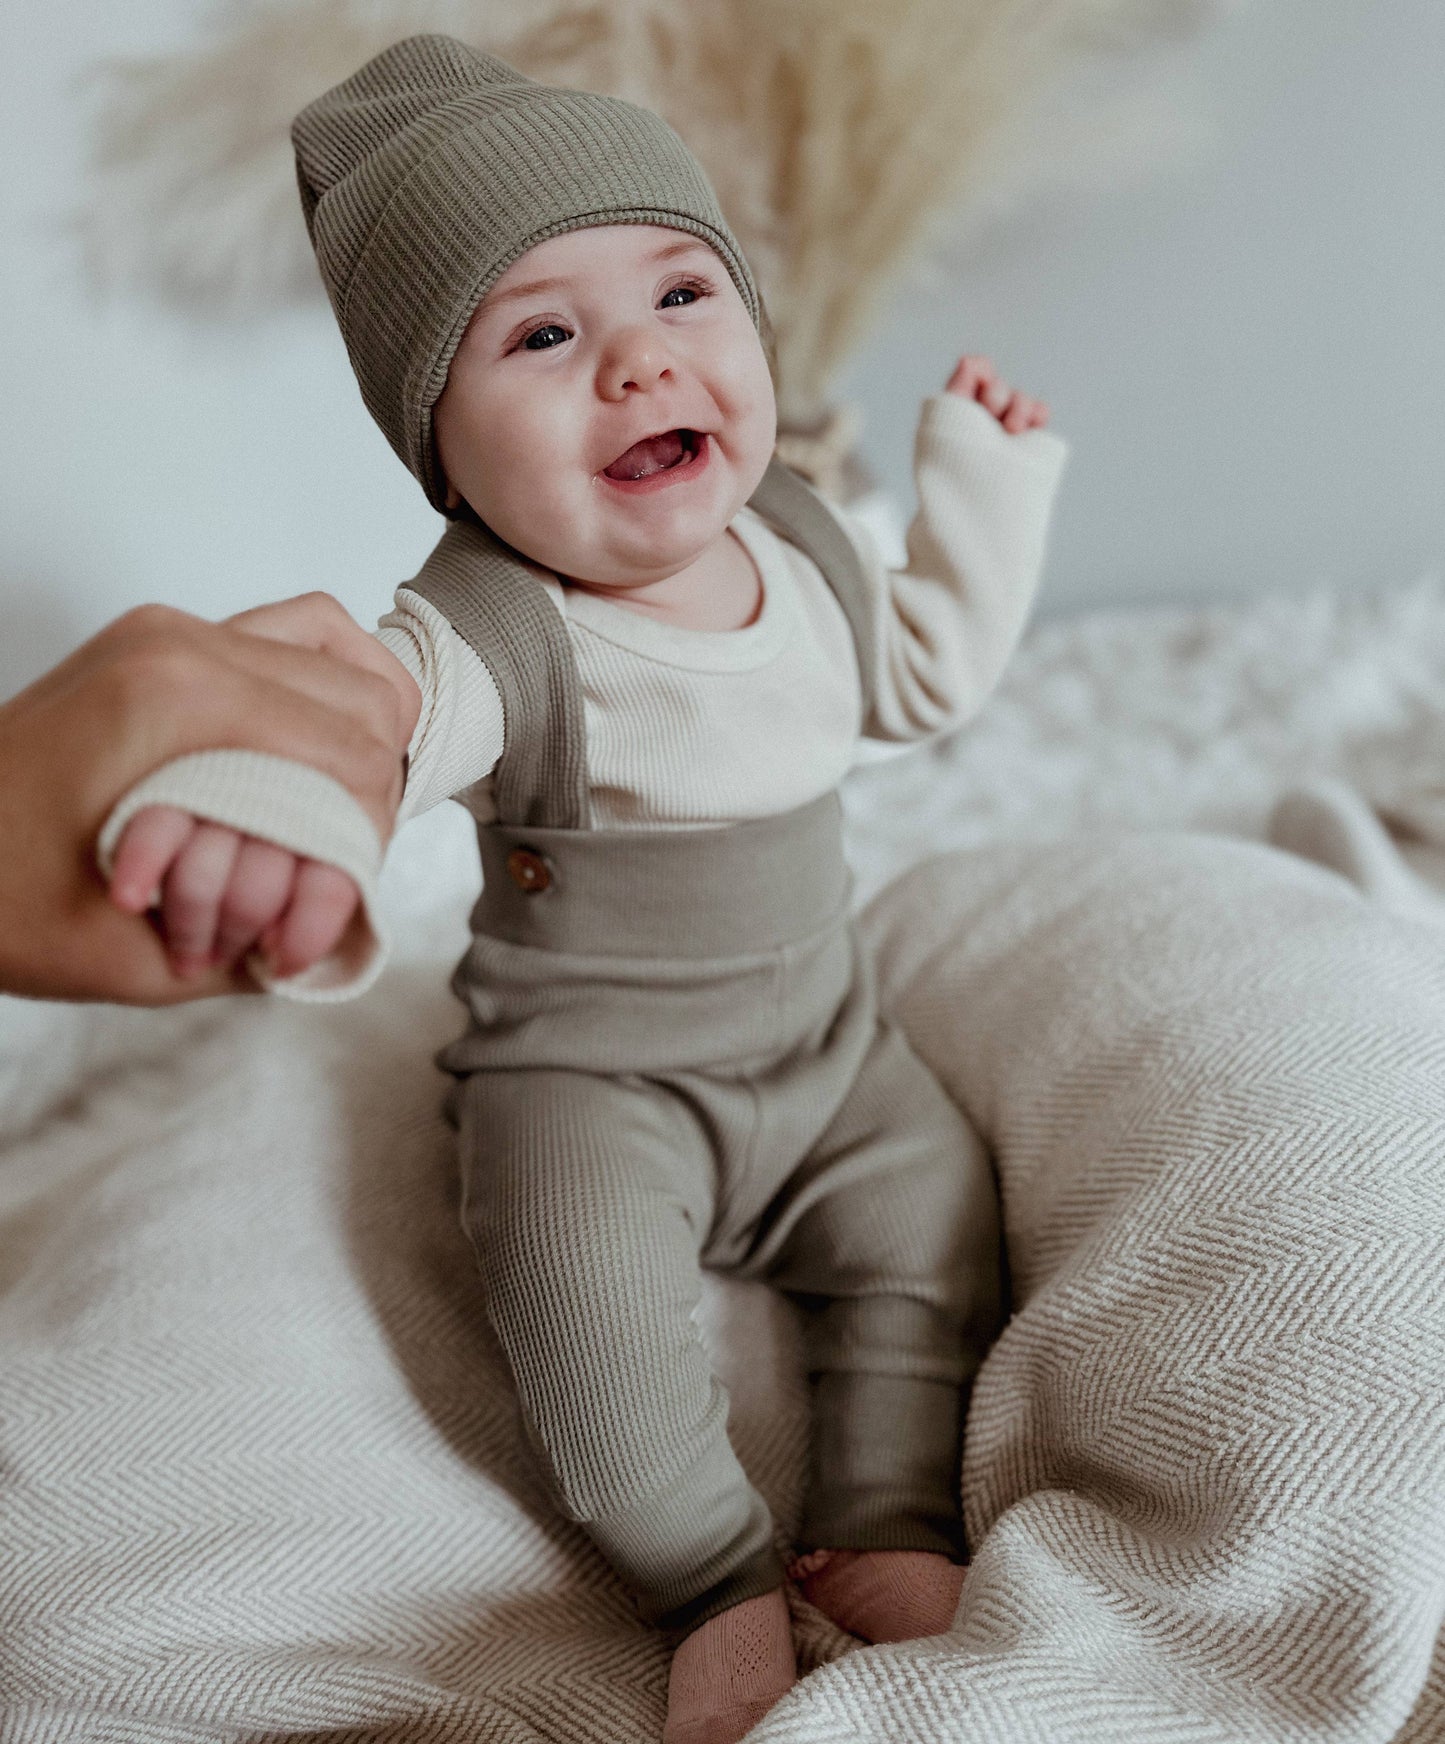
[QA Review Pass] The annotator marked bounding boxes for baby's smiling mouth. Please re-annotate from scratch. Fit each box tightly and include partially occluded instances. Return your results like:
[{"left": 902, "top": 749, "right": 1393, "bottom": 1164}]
[{"left": 602, "top": 428, "right": 700, "bottom": 481}]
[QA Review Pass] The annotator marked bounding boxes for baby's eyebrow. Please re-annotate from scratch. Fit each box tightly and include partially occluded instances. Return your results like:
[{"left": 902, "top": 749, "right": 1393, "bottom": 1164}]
[{"left": 481, "top": 238, "right": 711, "bottom": 314}]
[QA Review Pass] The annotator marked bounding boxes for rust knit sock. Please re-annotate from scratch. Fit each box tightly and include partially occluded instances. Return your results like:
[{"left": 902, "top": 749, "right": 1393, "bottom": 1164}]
[
  {"left": 787, "top": 1548, "right": 965, "bottom": 1643},
  {"left": 663, "top": 1587, "right": 797, "bottom": 1744}
]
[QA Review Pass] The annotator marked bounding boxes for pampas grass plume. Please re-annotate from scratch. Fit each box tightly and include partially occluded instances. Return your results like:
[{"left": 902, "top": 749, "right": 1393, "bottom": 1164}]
[{"left": 73, "top": 0, "right": 1232, "bottom": 421}]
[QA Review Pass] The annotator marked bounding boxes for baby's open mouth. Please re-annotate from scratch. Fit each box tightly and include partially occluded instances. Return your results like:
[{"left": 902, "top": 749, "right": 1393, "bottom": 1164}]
[{"left": 602, "top": 428, "right": 700, "bottom": 481}]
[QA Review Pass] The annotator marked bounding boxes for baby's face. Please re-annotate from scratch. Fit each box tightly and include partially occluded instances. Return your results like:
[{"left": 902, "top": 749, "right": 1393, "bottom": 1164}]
[{"left": 433, "top": 224, "right": 776, "bottom": 590}]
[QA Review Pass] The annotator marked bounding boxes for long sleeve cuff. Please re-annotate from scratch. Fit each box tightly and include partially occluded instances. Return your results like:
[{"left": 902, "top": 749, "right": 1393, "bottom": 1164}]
[
  {"left": 94, "top": 749, "right": 389, "bottom": 1003},
  {"left": 919, "top": 388, "right": 1071, "bottom": 487}
]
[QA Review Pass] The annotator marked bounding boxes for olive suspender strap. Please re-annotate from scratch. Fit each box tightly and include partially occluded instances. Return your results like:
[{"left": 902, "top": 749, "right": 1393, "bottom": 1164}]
[{"left": 403, "top": 515, "right": 591, "bottom": 829}]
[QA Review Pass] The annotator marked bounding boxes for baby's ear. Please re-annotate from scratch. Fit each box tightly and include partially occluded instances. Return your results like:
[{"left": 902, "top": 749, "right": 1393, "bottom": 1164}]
[{"left": 443, "top": 479, "right": 462, "bottom": 512}]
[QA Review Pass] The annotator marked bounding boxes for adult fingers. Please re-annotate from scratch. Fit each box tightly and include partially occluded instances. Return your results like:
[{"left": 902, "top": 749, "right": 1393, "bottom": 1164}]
[
  {"left": 214, "top": 627, "right": 413, "bottom": 753},
  {"left": 96, "top": 611, "right": 406, "bottom": 844},
  {"left": 225, "top": 589, "right": 380, "bottom": 664},
  {"left": 224, "top": 592, "right": 422, "bottom": 753},
  {"left": 108, "top": 805, "right": 197, "bottom": 913}
]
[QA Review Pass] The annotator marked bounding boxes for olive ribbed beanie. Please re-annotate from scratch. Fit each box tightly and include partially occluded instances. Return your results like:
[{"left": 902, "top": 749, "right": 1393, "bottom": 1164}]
[{"left": 291, "top": 33, "right": 761, "bottom": 514}]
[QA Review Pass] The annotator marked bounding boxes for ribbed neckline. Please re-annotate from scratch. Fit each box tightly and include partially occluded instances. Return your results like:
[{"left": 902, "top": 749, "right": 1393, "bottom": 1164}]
[{"left": 542, "top": 507, "right": 796, "bottom": 672}]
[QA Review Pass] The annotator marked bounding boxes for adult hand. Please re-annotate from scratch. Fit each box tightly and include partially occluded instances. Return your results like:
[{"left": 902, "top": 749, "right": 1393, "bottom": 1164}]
[{"left": 0, "top": 594, "right": 420, "bottom": 1005}]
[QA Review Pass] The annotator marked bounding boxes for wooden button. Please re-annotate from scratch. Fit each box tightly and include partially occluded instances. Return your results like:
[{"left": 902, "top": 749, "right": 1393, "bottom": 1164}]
[{"left": 506, "top": 846, "right": 554, "bottom": 894}]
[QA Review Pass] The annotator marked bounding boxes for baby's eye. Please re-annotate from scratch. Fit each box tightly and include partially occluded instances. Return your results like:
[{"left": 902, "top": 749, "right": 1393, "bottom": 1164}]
[
  {"left": 513, "top": 278, "right": 714, "bottom": 353},
  {"left": 521, "top": 323, "right": 569, "bottom": 352},
  {"left": 660, "top": 277, "right": 712, "bottom": 309}
]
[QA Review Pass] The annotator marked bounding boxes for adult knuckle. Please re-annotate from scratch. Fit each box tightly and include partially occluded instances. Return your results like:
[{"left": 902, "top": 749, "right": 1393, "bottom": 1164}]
[
  {"left": 379, "top": 672, "right": 419, "bottom": 746},
  {"left": 356, "top": 667, "right": 398, "bottom": 714},
  {"left": 110, "top": 602, "right": 188, "bottom": 642},
  {"left": 107, "top": 639, "right": 209, "bottom": 717},
  {"left": 349, "top": 733, "right": 400, "bottom": 802},
  {"left": 301, "top": 589, "right": 347, "bottom": 623}
]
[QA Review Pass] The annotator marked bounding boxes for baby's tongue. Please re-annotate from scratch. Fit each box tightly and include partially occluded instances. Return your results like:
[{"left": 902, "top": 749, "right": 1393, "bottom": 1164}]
[{"left": 604, "top": 429, "right": 685, "bottom": 481}]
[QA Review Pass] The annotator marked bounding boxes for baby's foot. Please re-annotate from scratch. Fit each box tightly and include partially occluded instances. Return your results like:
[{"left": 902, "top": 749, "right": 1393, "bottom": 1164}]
[
  {"left": 787, "top": 1548, "right": 965, "bottom": 1644},
  {"left": 663, "top": 1586, "right": 797, "bottom": 1744}
]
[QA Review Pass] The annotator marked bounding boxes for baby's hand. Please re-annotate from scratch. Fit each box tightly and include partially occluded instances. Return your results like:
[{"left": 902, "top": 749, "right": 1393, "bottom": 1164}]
[
  {"left": 945, "top": 354, "right": 1050, "bottom": 435},
  {"left": 108, "top": 804, "right": 359, "bottom": 981}
]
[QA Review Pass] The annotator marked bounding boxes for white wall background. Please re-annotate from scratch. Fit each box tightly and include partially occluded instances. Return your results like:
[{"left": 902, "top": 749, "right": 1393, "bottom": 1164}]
[
  {"left": 2, "top": 0, "right": 1441, "bottom": 702},
  {"left": 843, "top": 0, "right": 1445, "bottom": 616}
]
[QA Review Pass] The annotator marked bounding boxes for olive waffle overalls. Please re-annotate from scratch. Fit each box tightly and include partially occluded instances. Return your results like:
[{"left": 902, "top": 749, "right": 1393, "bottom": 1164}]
[{"left": 407, "top": 459, "right": 1006, "bottom": 1635}]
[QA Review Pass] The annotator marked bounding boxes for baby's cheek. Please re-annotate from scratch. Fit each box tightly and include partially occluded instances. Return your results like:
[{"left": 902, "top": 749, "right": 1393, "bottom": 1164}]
[
  {"left": 718, "top": 374, "right": 779, "bottom": 476},
  {"left": 461, "top": 420, "right": 568, "bottom": 544}
]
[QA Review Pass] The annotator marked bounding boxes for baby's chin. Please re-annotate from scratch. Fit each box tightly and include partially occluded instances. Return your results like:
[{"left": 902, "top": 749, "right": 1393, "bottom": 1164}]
[
  {"left": 515, "top": 499, "right": 745, "bottom": 588},
  {"left": 547, "top": 521, "right": 734, "bottom": 593}
]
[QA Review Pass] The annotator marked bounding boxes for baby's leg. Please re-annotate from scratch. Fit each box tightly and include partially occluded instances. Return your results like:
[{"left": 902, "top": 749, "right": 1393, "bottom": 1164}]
[
  {"left": 455, "top": 1070, "right": 796, "bottom": 1738},
  {"left": 759, "top": 1017, "right": 1006, "bottom": 1644}
]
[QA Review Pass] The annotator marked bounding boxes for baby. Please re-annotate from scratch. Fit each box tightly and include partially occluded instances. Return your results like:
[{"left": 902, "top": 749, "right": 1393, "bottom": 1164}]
[{"left": 100, "top": 36, "right": 1068, "bottom": 1744}]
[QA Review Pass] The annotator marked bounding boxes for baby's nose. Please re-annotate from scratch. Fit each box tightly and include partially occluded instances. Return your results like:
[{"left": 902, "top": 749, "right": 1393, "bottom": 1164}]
[{"left": 601, "top": 327, "right": 676, "bottom": 394}]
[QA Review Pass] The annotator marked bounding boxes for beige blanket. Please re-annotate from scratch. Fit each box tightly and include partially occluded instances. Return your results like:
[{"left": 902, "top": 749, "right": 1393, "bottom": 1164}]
[{"left": 4, "top": 822, "right": 1443, "bottom": 1741}]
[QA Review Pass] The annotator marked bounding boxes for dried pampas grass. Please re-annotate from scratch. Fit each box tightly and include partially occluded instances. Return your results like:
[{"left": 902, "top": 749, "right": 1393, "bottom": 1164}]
[
  {"left": 73, "top": 0, "right": 1234, "bottom": 423},
  {"left": 75, "top": 0, "right": 497, "bottom": 311}
]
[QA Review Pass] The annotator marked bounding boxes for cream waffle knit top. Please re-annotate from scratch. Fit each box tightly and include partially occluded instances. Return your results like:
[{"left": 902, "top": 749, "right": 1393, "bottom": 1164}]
[{"left": 96, "top": 393, "right": 1070, "bottom": 1000}]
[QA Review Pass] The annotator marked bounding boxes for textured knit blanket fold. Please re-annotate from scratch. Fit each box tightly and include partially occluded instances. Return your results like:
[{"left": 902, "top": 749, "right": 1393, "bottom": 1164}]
[
  {"left": 4, "top": 825, "right": 1443, "bottom": 1742},
  {"left": 817, "top": 834, "right": 1445, "bottom": 1744}
]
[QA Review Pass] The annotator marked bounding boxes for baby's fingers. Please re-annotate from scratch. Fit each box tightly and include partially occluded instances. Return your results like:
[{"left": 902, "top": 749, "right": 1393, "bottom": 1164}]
[
  {"left": 945, "top": 354, "right": 996, "bottom": 400},
  {"left": 213, "top": 837, "right": 301, "bottom": 968},
  {"left": 260, "top": 859, "right": 360, "bottom": 979},
  {"left": 1001, "top": 392, "right": 1050, "bottom": 434},
  {"left": 946, "top": 355, "right": 1013, "bottom": 419},
  {"left": 162, "top": 822, "right": 245, "bottom": 975},
  {"left": 109, "top": 805, "right": 196, "bottom": 913}
]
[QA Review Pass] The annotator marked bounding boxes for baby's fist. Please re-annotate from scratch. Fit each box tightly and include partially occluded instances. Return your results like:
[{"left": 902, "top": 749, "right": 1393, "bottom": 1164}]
[
  {"left": 109, "top": 804, "right": 358, "bottom": 982},
  {"left": 946, "top": 355, "right": 1049, "bottom": 435}
]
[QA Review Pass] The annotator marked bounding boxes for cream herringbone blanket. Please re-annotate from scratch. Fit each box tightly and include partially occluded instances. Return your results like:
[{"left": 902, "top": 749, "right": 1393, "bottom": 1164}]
[{"left": 4, "top": 823, "right": 1444, "bottom": 1742}]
